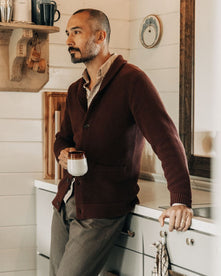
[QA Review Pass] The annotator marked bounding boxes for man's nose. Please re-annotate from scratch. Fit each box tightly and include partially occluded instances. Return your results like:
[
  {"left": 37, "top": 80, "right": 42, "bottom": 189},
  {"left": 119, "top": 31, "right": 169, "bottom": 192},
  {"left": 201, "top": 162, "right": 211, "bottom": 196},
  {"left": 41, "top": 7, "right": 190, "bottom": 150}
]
[{"left": 66, "top": 35, "right": 74, "bottom": 46}]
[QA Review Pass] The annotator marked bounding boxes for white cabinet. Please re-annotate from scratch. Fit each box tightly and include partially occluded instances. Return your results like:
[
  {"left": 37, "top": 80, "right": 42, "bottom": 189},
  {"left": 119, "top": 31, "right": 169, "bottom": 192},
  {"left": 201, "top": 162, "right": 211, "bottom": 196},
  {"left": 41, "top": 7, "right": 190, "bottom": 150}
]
[
  {"left": 36, "top": 188, "right": 56, "bottom": 276},
  {"left": 37, "top": 254, "right": 50, "bottom": 276},
  {"left": 101, "top": 246, "right": 143, "bottom": 276},
  {"left": 142, "top": 217, "right": 215, "bottom": 275},
  {"left": 36, "top": 188, "right": 55, "bottom": 257},
  {"left": 35, "top": 186, "right": 214, "bottom": 276},
  {"left": 144, "top": 256, "right": 201, "bottom": 276},
  {"left": 103, "top": 214, "right": 214, "bottom": 276},
  {"left": 166, "top": 228, "right": 215, "bottom": 275}
]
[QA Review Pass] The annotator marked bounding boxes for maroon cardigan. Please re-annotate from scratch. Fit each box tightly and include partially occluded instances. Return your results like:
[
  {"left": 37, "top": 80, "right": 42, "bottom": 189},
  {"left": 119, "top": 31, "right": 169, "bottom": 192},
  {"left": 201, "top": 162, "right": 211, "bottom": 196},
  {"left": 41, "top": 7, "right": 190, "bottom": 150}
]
[{"left": 53, "top": 55, "right": 192, "bottom": 219}]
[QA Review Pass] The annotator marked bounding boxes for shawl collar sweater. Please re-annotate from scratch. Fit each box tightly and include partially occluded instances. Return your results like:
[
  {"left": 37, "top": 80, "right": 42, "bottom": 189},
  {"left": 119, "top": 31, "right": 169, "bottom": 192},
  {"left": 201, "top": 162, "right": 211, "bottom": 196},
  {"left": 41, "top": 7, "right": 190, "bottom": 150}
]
[{"left": 53, "top": 55, "right": 191, "bottom": 219}]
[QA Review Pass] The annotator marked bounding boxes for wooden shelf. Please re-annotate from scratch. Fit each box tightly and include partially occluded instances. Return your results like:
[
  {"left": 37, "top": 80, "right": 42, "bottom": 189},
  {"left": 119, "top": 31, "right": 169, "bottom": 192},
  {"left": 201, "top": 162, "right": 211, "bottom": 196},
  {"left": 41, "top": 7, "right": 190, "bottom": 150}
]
[
  {"left": 0, "top": 22, "right": 60, "bottom": 92},
  {"left": 0, "top": 22, "right": 59, "bottom": 33}
]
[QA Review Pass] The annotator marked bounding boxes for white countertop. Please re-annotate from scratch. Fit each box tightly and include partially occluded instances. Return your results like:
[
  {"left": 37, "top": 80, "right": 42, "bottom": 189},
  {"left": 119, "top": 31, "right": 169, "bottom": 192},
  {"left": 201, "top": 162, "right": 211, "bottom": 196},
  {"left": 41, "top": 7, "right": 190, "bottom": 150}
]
[{"left": 34, "top": 178, "right": 217, "bottom": 235}]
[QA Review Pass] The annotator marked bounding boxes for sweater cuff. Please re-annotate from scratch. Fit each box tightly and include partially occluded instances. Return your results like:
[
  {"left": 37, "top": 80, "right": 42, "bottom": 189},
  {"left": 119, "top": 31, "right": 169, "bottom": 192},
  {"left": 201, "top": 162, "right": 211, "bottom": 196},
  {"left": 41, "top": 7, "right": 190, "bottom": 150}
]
[
  {"left": 170, "top": 193, "right": 192, "bottom": 208},
  {"left": 172, "top": 203, "right": 186, "bottom": 206}
]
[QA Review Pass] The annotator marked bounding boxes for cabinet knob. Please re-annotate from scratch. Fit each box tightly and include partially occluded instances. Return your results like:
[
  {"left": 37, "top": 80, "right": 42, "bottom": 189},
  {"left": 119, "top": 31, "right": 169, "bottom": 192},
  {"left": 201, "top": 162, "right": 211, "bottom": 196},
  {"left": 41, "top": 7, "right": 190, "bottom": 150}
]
[
  {"left": 160, "top": 231, "right": 167, "bottom": 238},
  {"left": 121, "top": 230, "right": 135, "bottom": 238},
  {"left": 186, "top": 238, "right": 194, "bottom": 245}
]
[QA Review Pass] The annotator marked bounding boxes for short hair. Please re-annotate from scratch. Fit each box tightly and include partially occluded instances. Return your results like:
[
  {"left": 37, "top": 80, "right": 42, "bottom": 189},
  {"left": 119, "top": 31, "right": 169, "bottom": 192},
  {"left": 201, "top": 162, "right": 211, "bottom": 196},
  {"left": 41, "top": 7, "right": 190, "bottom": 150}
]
[{"left": 73, "top": 9, "right": 111, "bottom": 43}]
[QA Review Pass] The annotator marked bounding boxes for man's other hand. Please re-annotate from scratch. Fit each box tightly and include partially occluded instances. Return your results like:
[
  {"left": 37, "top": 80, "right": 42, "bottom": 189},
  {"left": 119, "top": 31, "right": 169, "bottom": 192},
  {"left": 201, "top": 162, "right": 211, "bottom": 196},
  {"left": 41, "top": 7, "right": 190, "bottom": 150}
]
[
  {"left": 159, "top": 205, "right": 193, "bottom": 232},
  {"left": 58, "top": 147, "right": 76, "bottom": 170}
]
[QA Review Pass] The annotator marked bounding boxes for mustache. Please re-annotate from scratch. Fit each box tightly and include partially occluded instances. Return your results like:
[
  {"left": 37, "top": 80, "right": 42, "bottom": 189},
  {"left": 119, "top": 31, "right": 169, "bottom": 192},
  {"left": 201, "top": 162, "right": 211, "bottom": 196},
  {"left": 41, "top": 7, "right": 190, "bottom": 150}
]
[{"left": 68, "top": 47, "right": 80, "bottom": 53}]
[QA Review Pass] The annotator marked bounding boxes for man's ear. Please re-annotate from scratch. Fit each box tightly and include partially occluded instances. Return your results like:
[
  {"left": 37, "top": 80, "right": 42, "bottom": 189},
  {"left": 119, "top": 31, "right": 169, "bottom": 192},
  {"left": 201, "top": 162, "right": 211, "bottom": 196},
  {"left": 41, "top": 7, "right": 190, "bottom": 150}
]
[{"left": 96, "top": 30, "right": 107, "bottom": 43}]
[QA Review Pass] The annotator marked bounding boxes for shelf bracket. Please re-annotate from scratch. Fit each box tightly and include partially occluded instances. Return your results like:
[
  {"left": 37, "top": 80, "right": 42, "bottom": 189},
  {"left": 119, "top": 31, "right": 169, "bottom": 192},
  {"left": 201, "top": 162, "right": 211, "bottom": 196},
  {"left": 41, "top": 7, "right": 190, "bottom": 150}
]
[{"left": 9, "top": 29, "right": 33, "bottom": 81}]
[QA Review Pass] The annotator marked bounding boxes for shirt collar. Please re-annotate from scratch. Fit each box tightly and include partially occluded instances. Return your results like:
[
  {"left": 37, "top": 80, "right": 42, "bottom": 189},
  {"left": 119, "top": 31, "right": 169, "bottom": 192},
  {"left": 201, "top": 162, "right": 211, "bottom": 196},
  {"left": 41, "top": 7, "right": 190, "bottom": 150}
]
[{"left": 82, "top": 53, "right": 118, "bottom": 84}]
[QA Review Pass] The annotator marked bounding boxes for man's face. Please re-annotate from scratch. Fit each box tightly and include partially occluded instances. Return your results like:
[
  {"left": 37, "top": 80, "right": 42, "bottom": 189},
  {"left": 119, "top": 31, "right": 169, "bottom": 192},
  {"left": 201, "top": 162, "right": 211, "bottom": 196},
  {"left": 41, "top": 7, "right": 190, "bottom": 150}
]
[{"left": 66, "top": 12, "right": 100, "bottom": 64}]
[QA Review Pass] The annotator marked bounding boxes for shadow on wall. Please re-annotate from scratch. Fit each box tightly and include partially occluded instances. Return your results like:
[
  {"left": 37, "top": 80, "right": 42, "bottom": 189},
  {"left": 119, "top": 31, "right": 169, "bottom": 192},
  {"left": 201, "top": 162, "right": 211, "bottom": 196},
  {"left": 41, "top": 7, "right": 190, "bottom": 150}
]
[
  {"left": 140, "top": 141, "right": 156, "bottom": 178},
  {"left": 194, "top": 131, "right": 216, "bottom": 158}
]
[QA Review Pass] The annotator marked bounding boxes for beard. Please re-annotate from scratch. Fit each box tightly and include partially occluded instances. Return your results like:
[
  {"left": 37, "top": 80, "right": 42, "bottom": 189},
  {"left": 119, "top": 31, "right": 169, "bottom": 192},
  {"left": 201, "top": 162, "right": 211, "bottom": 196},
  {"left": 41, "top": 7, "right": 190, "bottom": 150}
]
[
  {"left": 68, "top": 38, "right": 100, "bottom": 64},
  {"left": 69, "top": 49, "right": 97, "bottom": 64}
]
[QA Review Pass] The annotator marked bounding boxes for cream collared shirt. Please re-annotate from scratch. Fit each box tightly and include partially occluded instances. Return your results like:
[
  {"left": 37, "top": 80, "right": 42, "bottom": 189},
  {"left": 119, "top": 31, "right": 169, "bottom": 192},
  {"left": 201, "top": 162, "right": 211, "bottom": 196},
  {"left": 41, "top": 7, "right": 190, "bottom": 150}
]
[{"left": 82, "top": 53, "right": 118, "bottom": 107}]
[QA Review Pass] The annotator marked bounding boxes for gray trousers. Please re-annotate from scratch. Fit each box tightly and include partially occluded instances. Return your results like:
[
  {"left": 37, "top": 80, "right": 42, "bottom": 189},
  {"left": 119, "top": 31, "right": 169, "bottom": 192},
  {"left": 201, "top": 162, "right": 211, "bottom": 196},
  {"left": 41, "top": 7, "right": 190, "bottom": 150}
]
[{"left": 49, "top": 194, "right": 126, "bottom": 276}]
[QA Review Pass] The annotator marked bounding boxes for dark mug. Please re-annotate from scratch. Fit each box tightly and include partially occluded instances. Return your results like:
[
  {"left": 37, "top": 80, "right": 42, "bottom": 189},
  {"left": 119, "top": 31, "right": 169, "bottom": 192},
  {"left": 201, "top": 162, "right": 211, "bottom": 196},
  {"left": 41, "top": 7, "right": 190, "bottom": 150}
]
[
  {"left": 32, "top": 0, "right": 41, "bottom": 25},
  {"left": 40, "top": 1, "right": 60, "bottom": 26}
]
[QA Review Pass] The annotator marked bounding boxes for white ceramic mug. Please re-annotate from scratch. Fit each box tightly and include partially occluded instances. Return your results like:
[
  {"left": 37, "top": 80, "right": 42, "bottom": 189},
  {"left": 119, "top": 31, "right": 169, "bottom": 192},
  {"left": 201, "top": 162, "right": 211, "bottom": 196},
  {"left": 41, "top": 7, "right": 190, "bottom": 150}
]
[
  {"left": 67, "top": 151, "right": 88, "bottom": 176},
  {"left": 13, "top": 0, "right": 32, "bottom": 23}
]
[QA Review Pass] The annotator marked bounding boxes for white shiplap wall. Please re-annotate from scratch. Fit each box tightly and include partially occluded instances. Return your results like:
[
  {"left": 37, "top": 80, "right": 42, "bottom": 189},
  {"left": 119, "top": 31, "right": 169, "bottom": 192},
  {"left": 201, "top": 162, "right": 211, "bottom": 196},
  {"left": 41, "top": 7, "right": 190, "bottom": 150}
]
[
  {"left": 0, "top": 0, "right": 181, "bottom": 274},
  {"left": 129, "top": 0, "right": 181, "bottom": 178},
  {"left": 0, "top": 0, "right": 130, "bottom": 275}
]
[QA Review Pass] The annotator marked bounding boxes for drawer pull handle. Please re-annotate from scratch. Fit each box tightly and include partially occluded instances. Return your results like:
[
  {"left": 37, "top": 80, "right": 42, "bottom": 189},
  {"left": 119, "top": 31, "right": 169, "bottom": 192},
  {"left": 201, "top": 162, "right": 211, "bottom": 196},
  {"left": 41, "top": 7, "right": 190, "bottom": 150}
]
[
  {"left": 160, "top": 231, "right": 167, "bottom": 238},
  {"left": 121, "top": 230, "right": 135, "bottom": 238},
  {"left": 186, "top": 238, "right": 194, "bottom": 245}
]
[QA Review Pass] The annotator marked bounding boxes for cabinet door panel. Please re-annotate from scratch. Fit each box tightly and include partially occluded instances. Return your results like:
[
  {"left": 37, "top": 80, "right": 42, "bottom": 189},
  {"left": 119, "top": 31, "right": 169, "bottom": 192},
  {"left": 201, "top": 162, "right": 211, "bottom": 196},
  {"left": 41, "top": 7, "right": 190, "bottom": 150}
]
[
  {"left": 142, "top": 217, "right": 167, "bottom": 257},
  {"left": 101, "top": 246, "right": 143, "bottom": 276},
  {"left": 36, "top": 189, "right": 55, "bottom": 257},
  {"left": 170, "top": 265, "right": 201, "bottom": 276},
  {"left": 37, "top": 254, "right": 50, "bottom": 276},
  {"left": 144, "top": 255, "right": 155, "bottom": 276},
  {"left": 115, "top": 214, "right": 143, "bottom": 254},
  {"left": 144, "top": 256, "right": 201, "bottom": 276},
  {"left": 166, "top": 229, "right": 215, "bottom": 276},
  {"left": 141, "top": 216, "right": 215, "bottom": 275}
]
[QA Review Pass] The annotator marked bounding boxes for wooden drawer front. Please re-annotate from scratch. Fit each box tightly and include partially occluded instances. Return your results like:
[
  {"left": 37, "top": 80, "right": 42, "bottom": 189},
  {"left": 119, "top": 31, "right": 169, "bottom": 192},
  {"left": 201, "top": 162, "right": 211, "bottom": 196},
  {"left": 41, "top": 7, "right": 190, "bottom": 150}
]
[
  {"left": 115, "top": 214, "right": 143, "bottom": 253},
  {"left": 166, "top": 229, "right": 215, "bottom": 275},
  {"left": 36, "top": 189, "right": 55, "bottom": 257},
  {"left": 101, "top": 246, "right": 143, "bottom": 276}
]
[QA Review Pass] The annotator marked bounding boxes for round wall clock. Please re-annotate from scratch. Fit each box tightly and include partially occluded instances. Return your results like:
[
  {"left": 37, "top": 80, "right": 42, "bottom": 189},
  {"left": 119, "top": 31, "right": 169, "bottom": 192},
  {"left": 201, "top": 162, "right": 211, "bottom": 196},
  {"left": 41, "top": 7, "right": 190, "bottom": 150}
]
[{"left": 140, "top": 15, "right": 162, "bottom": 48}]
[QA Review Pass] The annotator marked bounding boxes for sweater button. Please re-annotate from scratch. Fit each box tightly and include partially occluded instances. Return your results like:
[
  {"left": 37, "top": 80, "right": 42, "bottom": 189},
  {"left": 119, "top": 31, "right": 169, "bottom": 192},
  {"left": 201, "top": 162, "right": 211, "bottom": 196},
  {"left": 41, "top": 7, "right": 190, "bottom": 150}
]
[{"left": 83, "top": 123, "right": 90, "bottom": 128}]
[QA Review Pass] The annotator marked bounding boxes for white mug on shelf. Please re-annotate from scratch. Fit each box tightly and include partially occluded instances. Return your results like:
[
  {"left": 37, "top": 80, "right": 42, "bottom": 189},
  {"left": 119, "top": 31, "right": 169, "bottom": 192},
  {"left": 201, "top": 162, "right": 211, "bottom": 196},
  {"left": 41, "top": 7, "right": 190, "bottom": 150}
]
[{"left": 13, "top": 0, "right": 32, "bottom": 23}]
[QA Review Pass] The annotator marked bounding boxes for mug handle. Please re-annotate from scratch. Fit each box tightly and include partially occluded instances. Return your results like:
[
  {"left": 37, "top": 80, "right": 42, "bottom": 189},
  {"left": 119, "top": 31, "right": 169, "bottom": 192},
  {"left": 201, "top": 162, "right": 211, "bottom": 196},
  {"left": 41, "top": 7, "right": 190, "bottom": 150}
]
[
  {"left": 50, "top": 0, "right": 57, "bottom": 9},
  {"left": 54, "top": 9, "right": 60, "bottom": 22},
  {"left": 50, "top": 0, "right": 60, "bottom": 22}
]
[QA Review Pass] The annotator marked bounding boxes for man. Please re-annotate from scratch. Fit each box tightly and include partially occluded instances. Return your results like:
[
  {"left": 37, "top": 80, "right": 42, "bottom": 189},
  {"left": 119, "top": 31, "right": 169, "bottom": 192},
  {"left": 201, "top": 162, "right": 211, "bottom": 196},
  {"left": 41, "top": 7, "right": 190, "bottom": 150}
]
[{"left": 50, "top": 9, "right": 193, "bottom": 276}]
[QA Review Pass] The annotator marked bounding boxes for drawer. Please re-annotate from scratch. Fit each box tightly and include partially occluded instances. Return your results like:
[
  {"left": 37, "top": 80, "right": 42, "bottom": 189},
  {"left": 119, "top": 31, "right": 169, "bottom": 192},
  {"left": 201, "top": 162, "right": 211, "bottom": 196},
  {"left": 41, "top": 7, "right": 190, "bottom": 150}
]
[
  {"left": 117, "top": 215, "right": 167, "bottom": 255},
  {"left": 37, "top": 254, "right": 50, "bottom": 276},
  {"left": 115, "top": 214, "right": 143, "bottom": 254},
  {"left": 166, "top": 229, "right": 215, "bottom": 275},
  {"left": 101, "top": 245, "right": 143, "bottom": 276},
  {"left": 144, "top": 255, "right": 155, "bottom": 276},
  {"left": 142, "top": 217, "right": 167, "bottom": 257},
  {"left": 142, "top": 217, "right": 215, "bottom": 275},
  {"left": 36, "top": 188, "right": 56, "bottom": 256},
  {"left": 144, "top": 255, "right": 201, "bottom": 276}
]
